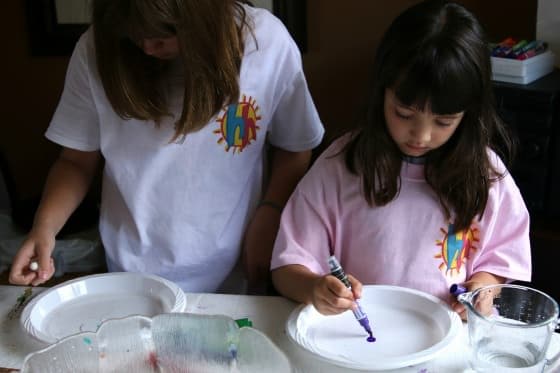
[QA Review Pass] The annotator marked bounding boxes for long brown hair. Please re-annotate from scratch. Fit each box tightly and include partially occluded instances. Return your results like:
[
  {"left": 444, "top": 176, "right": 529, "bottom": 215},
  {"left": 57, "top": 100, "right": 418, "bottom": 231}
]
[
  {"left": 345, "top": 0, "right": 515, "bottom": 231},
  {"left": 92, "top": 0, "right": 253, "bottom": 141}
]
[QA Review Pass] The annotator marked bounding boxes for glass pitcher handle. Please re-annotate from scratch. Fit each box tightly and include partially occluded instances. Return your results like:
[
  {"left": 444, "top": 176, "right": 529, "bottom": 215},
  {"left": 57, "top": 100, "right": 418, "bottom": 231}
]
[{"left": 547, "top": 319, "right": 560, "bottom": 369}]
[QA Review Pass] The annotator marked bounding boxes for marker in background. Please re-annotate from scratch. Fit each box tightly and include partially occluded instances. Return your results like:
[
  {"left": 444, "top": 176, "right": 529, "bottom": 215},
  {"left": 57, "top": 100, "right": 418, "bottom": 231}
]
[
  {"left": 510, "top": 39, "right": 537, "bottom": 59},
  {"left": 504, "top": 39, "right": 528, "bottom": 58},
  {"left": 450, "top": 283, "right": 500, "bottom": 316},
  {"left": 516, "top": 40, "right": 547, "bottom": 60},
  {"left": 328, "top": 256, "right": 375, "bottom": 342},
  {"left": 491, "top": 37, "right": 516, "bottom": 57},
  {"left": 29, "top": 260, "right": 39, "bottom": 272},
  {"left": 449, "top": 283, "right": 467, "bottom": 296}
]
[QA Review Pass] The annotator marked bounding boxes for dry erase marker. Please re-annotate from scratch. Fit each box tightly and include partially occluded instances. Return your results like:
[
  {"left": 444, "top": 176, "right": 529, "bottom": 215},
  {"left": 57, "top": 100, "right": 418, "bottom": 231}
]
[
  {"left": 449, "top": 283, "right": 467, "bottom": 296},
  {"left": 511, "top": 39, "right": 537, "bottom": 58},
  {"left": 29, "top": 260, "right": 39, "bottom": 272},
  {"left": 328, "top": 256, "right": 375, "bottom": 342}
]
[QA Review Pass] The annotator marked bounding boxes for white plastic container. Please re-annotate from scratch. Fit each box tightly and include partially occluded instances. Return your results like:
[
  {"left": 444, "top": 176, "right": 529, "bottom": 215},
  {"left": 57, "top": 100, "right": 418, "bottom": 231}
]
[{"left": 491, "top": 50, "right": 555, "bottom": 84}]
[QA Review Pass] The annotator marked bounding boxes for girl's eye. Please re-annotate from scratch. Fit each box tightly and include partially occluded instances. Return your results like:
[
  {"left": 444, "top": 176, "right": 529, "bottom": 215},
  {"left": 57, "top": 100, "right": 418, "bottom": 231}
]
[
  {"left": 436, "top": 116, "right": 462, "bottom": 127},
  {"left": 436, "top": 120, "right": 454, "bottom": 127},
  {"left": 395, "top": 109, "right": 413, "bottom": 119}
]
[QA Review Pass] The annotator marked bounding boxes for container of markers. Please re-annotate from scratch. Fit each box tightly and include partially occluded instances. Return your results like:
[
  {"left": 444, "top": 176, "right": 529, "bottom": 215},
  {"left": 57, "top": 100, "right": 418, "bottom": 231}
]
[{"left": 490, "top": 38, "right": 555, "bottom": 84}]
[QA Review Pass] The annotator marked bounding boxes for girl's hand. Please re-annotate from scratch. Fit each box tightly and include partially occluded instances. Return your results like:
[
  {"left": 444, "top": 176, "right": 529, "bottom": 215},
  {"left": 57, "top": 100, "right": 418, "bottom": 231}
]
[
  {"left": 311, "top": 274, "right": 363, "bottom": 315},
  {"left": 451, "top": 272, "right": 504, "bottom": 320},
  {"left": 451, "top": 281, "right": 487, "bottom": 320},
  {"left": 9, "top": 229, "right": 56, "bottom": 286}
]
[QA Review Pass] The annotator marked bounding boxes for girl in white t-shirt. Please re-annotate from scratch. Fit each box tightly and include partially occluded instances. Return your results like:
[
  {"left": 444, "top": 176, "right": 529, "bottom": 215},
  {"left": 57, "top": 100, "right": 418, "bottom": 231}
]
[
  {"left": 271, "top": 0, "right": 531, "bottom": 319},
  {"left": 9, "top": 0, "right": 324, "bottom": 293}
]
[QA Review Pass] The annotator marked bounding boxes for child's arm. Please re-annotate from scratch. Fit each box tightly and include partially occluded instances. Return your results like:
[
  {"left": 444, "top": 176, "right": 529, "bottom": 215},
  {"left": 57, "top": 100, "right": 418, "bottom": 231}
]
[
  {"left": 272, "top": 264, "right": 362, "bottom": 315},
  {"left": 243, "top": 148, "right": 311, "bottom": 294},
  {"left": 451, "top": 271, "right": 505, "bottom": 319},
  {"left": 9, "top": 148, "right": 101, "bottom": 286}
]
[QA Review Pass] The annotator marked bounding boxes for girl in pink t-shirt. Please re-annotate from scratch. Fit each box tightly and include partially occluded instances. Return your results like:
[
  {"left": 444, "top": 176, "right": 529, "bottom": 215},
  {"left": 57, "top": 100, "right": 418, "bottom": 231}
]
[{"left": 271, "top": 0, "right": 531, "bottom": 319}]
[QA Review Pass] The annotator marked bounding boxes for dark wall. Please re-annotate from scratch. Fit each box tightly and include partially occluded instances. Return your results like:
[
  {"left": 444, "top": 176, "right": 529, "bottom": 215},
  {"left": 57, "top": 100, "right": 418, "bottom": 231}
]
[
  {"left": 0, "top": 2, "right": 68, "bottom": 201},
  {"left": 0, "top": 0, "right": 537, "bottom": 201},
  {"left": 303, "top": 0, "right": 538, "bottom": 150}
]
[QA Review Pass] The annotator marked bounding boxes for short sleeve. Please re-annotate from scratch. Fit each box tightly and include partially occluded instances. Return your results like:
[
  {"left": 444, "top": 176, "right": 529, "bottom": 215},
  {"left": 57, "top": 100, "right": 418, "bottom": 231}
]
[
  {"left": 469, "top": 155, "right": 532, "bottom": 282},
  {"left": 258, "top": 21, "right": 323, "bottom": 152},
  {"left": 266, "top": 70, "right": 324, "bottom": 151},
  {"left": 45, "top": 29, "right": 100, "bottom": 151},
  {"left": 271, "top": 154, "right": 335, "bottom": 274}
]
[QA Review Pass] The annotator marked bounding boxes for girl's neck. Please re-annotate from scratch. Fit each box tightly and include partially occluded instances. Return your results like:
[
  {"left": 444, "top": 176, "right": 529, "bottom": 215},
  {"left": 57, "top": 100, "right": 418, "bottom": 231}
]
[{"left": 402, "top": 154, "right": 426, "bottom": 164}]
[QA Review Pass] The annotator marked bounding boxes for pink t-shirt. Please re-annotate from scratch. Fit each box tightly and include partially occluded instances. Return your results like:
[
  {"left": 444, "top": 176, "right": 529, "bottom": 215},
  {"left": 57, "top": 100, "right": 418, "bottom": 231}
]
[{"left": 271, "top": 136, "right": 531, "bottom": 303}]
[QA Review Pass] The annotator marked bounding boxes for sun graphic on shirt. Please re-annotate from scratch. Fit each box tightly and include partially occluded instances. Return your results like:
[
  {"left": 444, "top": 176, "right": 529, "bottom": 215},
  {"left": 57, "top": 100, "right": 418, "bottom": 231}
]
[
  {"left": 435, "top": 223, "right": 479, "bottom": 277},
  {"left": 214, "top": 95, "right": 261, "bottom": 153}
]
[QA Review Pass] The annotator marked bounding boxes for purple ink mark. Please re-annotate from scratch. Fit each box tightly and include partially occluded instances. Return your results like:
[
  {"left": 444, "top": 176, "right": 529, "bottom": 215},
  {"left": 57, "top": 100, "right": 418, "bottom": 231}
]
[
  {"left": 359, "top": 318, "right": 375, "bottom": 342},
  {"left": 147, "top": 351, "right": 158, "bottom": 369},
  {"left": 359, "top": 317, "right": 375, "bottom": 342}
]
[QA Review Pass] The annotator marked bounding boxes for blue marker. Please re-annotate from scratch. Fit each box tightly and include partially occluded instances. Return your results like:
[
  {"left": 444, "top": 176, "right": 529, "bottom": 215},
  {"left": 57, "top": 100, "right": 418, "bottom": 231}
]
[
  {"left": 449, "top": 283, "right": 467, "bottom": 296},
  {"left": 328, "top": 256, "right": 375, "bottom": 342}
]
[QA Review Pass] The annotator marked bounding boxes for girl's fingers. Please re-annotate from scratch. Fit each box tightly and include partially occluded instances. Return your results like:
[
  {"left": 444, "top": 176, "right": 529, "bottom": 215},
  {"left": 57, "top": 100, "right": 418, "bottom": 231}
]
[
  {"left": 9, "top": 245, "right": 36, "bottom": 285},
  {"left": 347, "top": 274, "right": 363, "bottom": 298},
  {"left": 31, "top": 258, "right": 55, "bottom": 286},
  {"left": 314, "top": 277, "right": 355, "bottom": 315}
]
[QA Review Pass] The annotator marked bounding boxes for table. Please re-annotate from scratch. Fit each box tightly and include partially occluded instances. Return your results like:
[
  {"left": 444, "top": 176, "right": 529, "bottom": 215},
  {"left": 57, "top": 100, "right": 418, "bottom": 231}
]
[{"left": 1, "top": 285, "right": 559, "bottom": 372}]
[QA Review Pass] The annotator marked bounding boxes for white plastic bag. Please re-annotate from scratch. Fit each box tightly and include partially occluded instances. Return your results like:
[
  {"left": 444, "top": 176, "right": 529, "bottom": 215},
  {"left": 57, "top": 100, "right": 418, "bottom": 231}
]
[{"left": 0, "top": 212, "right": 105, "bottom": 275}]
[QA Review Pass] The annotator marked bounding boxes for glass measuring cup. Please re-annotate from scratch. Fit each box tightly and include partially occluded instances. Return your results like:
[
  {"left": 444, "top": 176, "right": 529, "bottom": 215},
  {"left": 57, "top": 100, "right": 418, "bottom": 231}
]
[{"left": 457, "top": 284, "right": 560, "bottom": 372}]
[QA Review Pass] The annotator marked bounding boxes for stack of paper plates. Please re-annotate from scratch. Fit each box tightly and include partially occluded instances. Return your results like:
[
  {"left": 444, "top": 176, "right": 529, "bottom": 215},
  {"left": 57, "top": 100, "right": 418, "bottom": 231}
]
[{"left": 20, "top": 272, "right": 187, "bottom": 344}]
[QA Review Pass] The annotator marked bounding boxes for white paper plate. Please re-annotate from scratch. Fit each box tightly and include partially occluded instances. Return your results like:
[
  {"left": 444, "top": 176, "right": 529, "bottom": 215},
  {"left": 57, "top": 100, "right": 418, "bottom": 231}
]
[
  {"left": 286, "top": 285, "right": 462, "bottom": 371},
  {"left": 21, "top": 272, "right": 187, "bottom": 344}
]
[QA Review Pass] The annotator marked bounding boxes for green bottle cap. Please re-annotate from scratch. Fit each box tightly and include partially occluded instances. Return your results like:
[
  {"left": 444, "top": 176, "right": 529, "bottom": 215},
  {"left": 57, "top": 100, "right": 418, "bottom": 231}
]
[{"left": 235, "top": 318, "right": 253, "bottom": 328}]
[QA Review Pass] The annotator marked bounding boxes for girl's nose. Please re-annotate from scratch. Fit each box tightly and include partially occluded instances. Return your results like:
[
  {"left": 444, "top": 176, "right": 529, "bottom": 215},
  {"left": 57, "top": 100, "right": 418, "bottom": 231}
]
[
  {"left": 142, "top": 39, "right": 162, "bottom": 56},
  {"left": 411, "top": 120, "right": 431, "bottom": 143}
]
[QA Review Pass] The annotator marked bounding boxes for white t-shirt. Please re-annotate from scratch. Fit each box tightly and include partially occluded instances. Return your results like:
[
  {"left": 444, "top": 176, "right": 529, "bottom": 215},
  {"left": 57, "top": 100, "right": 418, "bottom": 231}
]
[
  {"left": 46, "top": 6, "right": 324, "bottom": 292},
  {"left": 271, "top": 136, "right": 531, "bottom": 303}
]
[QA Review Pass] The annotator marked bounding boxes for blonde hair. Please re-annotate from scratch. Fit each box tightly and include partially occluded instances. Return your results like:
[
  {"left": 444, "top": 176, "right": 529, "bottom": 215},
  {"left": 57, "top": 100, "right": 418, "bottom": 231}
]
[{"left": 92, "top": 0, "right": 252, "bottom": 141}]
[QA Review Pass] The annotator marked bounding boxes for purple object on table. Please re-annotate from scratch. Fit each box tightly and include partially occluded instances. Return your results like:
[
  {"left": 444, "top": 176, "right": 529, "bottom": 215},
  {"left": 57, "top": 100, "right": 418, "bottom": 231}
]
[
  {"left": 328, "top": 256, "right": 375, "bottom": 342},
  {"left": 449, "top": 284, "right": 467, "bottom": 296}
]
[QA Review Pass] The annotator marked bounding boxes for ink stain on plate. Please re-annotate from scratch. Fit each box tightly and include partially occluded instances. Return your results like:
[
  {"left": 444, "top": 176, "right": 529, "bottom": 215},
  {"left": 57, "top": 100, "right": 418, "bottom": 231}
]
[{"left": 148, "top": 351, "right": 159, "bottom": 369}]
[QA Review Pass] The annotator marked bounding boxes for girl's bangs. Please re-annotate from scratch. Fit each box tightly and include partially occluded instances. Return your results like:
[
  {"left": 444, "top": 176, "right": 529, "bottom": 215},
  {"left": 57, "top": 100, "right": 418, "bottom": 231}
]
[
  {"left": 117, "top": 1, "right": 177, "bottom": 42},
  {"left": 393, "top": 49, "right": 481, "bottom": 115}
]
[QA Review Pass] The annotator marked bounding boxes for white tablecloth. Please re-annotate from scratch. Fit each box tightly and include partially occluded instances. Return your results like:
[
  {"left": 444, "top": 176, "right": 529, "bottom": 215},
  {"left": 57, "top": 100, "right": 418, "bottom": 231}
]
[{"left": 1, "top": 285, "right": 559, "bottom": 372}]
